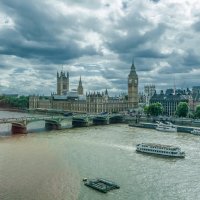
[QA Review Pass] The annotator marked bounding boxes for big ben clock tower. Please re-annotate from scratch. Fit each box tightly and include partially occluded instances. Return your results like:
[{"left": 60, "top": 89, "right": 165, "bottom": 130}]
[{"left": 128, "top": 60, "right": 138, "bottom": 107}]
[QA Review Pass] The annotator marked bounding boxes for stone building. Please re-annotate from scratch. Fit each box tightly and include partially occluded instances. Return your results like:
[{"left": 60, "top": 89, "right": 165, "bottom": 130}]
[
  {"left": 191, "top": 86, "right": 200, "bottom": 111},
  {"left": 144, "top": 85, "right": 156, "bottom": 105},
  {"left": 57, "top": 71, "right": 69, "bottom": 95},
  {"left": 29, "top": 61, "right": 139, "bottom": 113},
  {"left": 150, "top": 89, "right": 189, "bottom": 116}
]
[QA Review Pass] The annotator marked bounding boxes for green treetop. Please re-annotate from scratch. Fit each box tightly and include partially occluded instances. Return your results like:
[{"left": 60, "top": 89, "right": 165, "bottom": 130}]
[{"left": 176, "top": 102, "right": 188, "bottom": 117}]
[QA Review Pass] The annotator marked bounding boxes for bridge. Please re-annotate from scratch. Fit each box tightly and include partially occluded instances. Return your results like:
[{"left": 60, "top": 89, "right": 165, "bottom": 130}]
[
  {"left": 71, "top": 114, "right": 124, "bottom": 127},
  {"left": 0, "top": 116, "right": 71, "bottom": 134},
  {"left": 0, "top": 114, "right": 125, "bottom": 134}
]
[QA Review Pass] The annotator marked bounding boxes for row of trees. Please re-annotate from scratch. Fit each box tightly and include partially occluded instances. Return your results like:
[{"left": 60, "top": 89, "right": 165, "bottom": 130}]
[
  {"left": 0, "top": 95, "right": 29, "bottom": 109},
  {"left": 144, "top": 102, "right": 200, "bottom": 118}
]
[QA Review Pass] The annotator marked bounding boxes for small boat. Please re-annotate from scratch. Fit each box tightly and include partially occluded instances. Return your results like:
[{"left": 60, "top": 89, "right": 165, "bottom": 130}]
[
  {"left": 191, "top": 129, "right": 200, "bottom": 135},
  {"left": 83, "top": 178, "right": 120, "bottom": 193},
  {"left": 155, "top": 121, "right": 177, "bottom": 132},
  {"left": 136, "top": 143, "right": 185, "bottom": 158}
]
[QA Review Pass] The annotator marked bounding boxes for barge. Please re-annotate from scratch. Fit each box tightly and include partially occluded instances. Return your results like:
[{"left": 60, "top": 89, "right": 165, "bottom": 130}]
[{"left": 83, "top": 178, "right": 120, "bottom": 193}]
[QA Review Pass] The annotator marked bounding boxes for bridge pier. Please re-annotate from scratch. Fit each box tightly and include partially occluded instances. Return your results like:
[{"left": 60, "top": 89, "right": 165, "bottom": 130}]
[
  {"left": 93, "top": 115, "right": 109, "bottom": 125},
  {"left": 45, "top": 120, "right": 61, "bottom": 130},
  {"left": 11, "top": 122, "right": 27, "bottom": 134},
  {"left": 109, "top": 115, "right": 124, "bottom": 124},
  {"left": 72, "top": 116, "right": 90, "bottom": 127}
]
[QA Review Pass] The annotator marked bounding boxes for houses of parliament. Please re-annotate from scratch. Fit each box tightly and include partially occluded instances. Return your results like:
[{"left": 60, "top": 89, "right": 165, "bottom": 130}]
[{"left": 29, "top": 61, "right": 139, "bottom": 113}]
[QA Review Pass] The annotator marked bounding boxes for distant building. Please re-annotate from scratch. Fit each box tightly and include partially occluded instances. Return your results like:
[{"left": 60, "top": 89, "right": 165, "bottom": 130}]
[
  {"left": 191, "top": 86, "right": 200, "bottom": 110},
  {"left": 144, "top": 85, "right": 156, "bottom": 105},
  {"left": 192, "top": 86, "right": 200, "bottom": 101},
  {"left": 29, "top": 61, "right": 139, "bottom": 113},
  {"left": 150, "top": 89, "right": 190, "bottom": 116}
]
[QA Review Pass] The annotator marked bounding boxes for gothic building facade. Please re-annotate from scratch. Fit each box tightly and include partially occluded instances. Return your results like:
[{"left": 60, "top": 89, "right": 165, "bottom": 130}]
[
  {"left": 29, "top": 62, "right": 139, "bottom": 113},
  {"left": 57, "top": 71, "right": 69, "bottom": 95}
]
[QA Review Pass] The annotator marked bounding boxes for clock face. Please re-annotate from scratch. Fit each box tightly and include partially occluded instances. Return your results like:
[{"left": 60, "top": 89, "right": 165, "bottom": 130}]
[
  {"left": 134, "top": 79, "right": 138, "bottom": 86},
  {"left": 129, "top": 79, "right": 132, "bottom": 84}
]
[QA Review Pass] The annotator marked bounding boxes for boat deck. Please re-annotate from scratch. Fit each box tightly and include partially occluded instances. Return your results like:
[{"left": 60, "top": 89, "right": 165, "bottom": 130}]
[{"left": 83, "top": 178, "right": 120, "bottom": 193}]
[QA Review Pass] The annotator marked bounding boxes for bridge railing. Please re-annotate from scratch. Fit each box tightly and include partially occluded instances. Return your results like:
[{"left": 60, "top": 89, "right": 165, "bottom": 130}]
[
  {"left": 0, "top": 116, "right": 68, "bottom": 124},
  {"left": 0, "top": 114, "right": 123, "bottom": 124}
]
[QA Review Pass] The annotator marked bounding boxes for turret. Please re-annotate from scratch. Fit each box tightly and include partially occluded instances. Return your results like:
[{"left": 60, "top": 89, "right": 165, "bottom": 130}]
[
  {"left": 77, "top": 76, "right": 83, "bottom": 95},
  {"left": 57, "top": 70, "right": 70, "bottom": 95}
]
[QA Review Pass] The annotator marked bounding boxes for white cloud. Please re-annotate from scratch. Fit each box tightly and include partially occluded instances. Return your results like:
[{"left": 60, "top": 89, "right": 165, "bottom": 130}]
[{"left": 0, "top": 0, "right": 200, "bottom": 95}]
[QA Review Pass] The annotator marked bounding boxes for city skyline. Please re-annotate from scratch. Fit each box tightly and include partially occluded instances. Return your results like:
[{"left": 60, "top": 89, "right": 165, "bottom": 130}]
[{"left": 0, "top": 0, "right": 200, "bottom": 95}]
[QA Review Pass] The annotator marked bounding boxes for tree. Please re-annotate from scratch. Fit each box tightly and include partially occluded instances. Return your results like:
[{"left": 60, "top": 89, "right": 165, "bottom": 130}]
[
  {"left": 3, "top": 95, "right": 29, "bottom": 109},
  {"left": 195, "top": 105, "right": 200, "bottom": 119},
  {"left": 176, "top": 102, "right": 188, "bottom": 117},
  {"left": 144, "top": 105, "right": 149, "bottom": 115},
  {"left": 147, "top": 103, "right": 163, "bottom": 116}
]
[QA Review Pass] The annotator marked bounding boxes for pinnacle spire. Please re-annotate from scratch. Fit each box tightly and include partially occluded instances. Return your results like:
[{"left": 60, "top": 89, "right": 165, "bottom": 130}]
[
  {"left": 132, "top": 56, "right": 134, "bottom": 65},
  {"left": 79, "top": 76, "right": 82, "bottom": 85},
  {"left": 131, "top": 57, "right": 135, "bottom": 71}
]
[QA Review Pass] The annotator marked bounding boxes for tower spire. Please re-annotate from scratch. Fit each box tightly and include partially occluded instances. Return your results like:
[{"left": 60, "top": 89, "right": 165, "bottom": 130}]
[
  {"left": 131, "top": 57, "right": 135, "bottom": 71},
  {"left": 77, "top": 75, "right": 83, "bottom": 95},
  {"left": 79, "top": 76, "right": 82, "bottom": 86}
]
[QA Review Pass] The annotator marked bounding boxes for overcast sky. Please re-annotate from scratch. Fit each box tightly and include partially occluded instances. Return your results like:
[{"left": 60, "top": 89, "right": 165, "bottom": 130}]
[{"left": 0, "top": 0, "right": 200, "bottom": 96}]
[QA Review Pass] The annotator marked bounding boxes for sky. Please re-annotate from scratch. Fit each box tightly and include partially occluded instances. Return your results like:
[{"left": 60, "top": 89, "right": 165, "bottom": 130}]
[{"left": 0, "top": 0, "right": 200, "bottom": 96}]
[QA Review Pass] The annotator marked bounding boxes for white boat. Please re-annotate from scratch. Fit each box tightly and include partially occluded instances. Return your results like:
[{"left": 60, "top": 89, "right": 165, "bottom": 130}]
[
  {"left": 136, "top": 143, "right": 185, "bottom": 158},
  {"left": 191, "top": 129, "right": 200, "bottom": 135},
  {"left": 155, "top": 121, "right": 177, "bottom": 132}
]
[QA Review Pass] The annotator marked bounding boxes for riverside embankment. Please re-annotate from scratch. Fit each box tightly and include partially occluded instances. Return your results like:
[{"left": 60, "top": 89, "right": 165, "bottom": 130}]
[{"left": 128, "top": 116, "right": 200, "bottom": 133}]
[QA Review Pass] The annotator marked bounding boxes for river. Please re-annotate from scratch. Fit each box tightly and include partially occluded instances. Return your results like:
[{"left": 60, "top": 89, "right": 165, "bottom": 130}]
[{"left": 0, "top": 111, "right": 200, "bottom": 200}]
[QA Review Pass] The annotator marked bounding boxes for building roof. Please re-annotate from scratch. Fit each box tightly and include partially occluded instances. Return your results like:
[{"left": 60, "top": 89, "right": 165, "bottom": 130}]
[{"left": 150, "top": 93, "right": 188, "bottom": 102}]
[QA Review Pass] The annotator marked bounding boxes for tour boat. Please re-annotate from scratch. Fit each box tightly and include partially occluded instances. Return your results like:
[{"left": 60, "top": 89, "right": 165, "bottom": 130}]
[
  {"left": 136, "top": 143, "right": 185, "bottom": 158},
  {"left": 191, "top": 129, "right": 200, "bottom": 135},
  {"left": 155, "top": 121, "right": 177, "bottom": 132}
]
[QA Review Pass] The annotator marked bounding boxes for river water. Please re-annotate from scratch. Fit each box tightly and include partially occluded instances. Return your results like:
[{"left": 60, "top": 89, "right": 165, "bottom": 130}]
[{"left": 0, "top": 111, "right": 200, "bottom": 200}]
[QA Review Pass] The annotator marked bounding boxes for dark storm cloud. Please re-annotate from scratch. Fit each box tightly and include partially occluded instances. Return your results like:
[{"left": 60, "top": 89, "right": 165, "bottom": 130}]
[
  {"left": 183, "top": 49, "right": 200, "bottom": 66},
  {"left": 192, "top": 20, "right": 200, "bottom": 32},
  {"left": 106, "top": 19, "right": 167, "bottom": 59},
  {"left": 0, "top": 0, "right": 98, "bottom": 64},
  {"left": 0, "top": 0, "right": 199, "bottom": 95},
  {"left": 0, "top": 36, "right": 97, "bottom": 64},
  {"left": 135, "top": 48, "right": 170, "bottom": 59}
]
